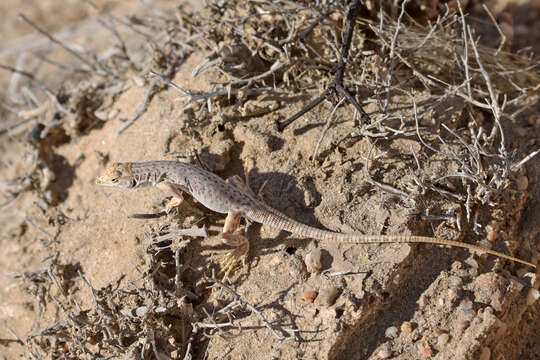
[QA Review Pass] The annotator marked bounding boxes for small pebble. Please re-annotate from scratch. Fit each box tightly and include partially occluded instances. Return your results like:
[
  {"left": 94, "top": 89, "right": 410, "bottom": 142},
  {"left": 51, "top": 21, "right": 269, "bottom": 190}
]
[
  {"left": 421, "top": 345, "right": 434, "bottom": 358},
  {"left": 465, "top": 258, "right": 478, "bottom": 276},
  {"left": 94, "top": 110, "right": 108, "bottom": 121},
  {"left": 487, "top": 229, "right": 498, "bottom": 243},
  {"left": 315, "top": 286, "right": 339, "bottom": 306},
  {"left": 423, "top": 348, "right": 434, "bottom": 357},
  {"left": 401, "top": 321, "right": 414, "bottom": 334},
  {"left": 384, "top": 326, "right": 398, "bottom": 339},
  {"left": 304, "top": 248, "right": 323, "bottom": 273},
  {"left": 302, "top": 290, "right": 318, "bottom": 303},
  {"left": 437, "top": 333, "right": 450, "bottom": 346},
  {"left": 526, "top": 288, "right": 539, "bottom": 306},
  {"left": 120, "top": 306, "right": 148, "bottom": 317},
  {"left": 465, "top": 258, "right": 478, "bottom": 269},
  {"left": 108, "top": 108, "right": 119, "bottom": 120}
]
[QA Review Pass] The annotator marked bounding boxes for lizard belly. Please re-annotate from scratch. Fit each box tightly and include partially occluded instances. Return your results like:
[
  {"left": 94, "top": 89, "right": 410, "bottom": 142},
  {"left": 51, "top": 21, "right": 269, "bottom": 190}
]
[
  {"left": 196, "top": 196, "right": 229, "bottom": 214},
  {"left": 190, "top": 186, "right": 232, "bottom": 214}
]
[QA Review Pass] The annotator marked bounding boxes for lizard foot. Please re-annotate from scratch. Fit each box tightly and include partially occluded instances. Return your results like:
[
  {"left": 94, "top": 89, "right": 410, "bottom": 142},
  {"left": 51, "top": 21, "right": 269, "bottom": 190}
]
[
  {"left": 164, "top": 196, "right": 183, "bottom": 213},
  {"left": 219, "top": 241, "right": 249, "bottom": 281},
  {"left": 158, "top": 182, "right": 184, "bottom": 213},
  {"left": 217, "top": 210, "right": 250, "bottom": 280}
]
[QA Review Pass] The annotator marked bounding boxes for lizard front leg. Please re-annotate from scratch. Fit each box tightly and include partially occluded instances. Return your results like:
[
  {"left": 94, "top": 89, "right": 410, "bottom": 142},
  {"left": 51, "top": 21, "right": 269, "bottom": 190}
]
[
  {"left": 159, "top": 183, "right": 184, "bottom": 213},
  {"left": 219, "top": 210, "right": 249, "bottom": 280}
]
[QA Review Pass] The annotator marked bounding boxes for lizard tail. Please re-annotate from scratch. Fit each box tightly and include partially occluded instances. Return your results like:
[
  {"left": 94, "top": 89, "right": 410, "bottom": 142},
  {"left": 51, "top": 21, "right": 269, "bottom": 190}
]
[{"left": 245, "top": 208, "right": 536, "bottom": 268}]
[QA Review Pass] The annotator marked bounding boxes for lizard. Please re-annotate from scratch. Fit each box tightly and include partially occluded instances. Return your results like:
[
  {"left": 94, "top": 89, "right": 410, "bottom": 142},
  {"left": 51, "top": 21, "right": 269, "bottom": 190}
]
[{"left": 96, "top": 160, "right": 537, "bottom": 278}]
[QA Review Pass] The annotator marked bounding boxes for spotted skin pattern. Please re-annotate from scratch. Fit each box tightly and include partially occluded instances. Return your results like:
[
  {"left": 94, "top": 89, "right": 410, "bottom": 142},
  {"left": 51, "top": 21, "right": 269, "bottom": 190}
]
[{"left": 96, "top": 161, "right": 536, "bottom": 276}]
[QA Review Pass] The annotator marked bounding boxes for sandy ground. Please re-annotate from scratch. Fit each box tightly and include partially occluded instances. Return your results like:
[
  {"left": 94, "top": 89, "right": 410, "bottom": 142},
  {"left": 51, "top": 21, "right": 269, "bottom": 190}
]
[{"left": 0, "top": 1, "right": 538, "bottom": 359}]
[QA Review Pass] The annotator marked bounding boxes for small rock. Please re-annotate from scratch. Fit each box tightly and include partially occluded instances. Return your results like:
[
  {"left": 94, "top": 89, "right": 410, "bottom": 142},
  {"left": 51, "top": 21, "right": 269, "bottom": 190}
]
[
  {"left": 460, "top": 300, "right": 475, "bottom": 317},
  {"left": 437, "top": 333, "right": 450, "bottom": 346},
  {"left": 305, "top": 248, "right": 323, "bottom": 273},
  {"left": 526, "top": 288, "right": 539, "bottom": 306},
  {"left": 465, "top": 258, "right": 478, "bottom": 269},
  {"left": 486, "top": 229, "right": 498, "bottom": 243},
  {"left": 384, "top": 326, "right": 398, "bottom": 339},
  {"left": 465, "top": 258, "right": 479, "bottom": 276},
  {"left": 108, "top": 108, "right": 119, "bottom": 120},
  {"left": 120, "top": 306, "right": 148, "bottom": 317},
  {"left": 315, "top": 286, "right": 340, "bottom": 307},
  {"left": 302, "top": 290, "right": 318, "bottom": 303},
  {"left": 401, "top": 321, "right": 414, "bottom": 334},
  {"left": 94, "top": 110, "right": 108, "bottom": 121},
  {"left": 420, "top": 344, "right": 434, "bottom": 358},
  {"left": 422, "top": 347, "right": 434, "bottom": 357}
]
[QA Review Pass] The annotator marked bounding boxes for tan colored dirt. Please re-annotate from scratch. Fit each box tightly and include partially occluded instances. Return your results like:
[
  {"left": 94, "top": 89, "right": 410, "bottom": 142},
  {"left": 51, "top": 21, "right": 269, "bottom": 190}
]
[{"left": 0, "top": 1, "right": 538, "bottom": 359}]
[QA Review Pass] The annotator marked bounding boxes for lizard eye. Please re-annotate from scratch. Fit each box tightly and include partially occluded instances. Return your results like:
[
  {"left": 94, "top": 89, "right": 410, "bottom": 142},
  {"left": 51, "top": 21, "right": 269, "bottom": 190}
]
[{"left": 109, "top": 170, "right": 122, "bottom": 184}]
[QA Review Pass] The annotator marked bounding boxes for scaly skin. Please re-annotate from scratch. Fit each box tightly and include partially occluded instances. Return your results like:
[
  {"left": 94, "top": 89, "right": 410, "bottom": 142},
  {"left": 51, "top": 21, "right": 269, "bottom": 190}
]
[{"left": 96, "top": 161, "right": 536, "bottom": 272}]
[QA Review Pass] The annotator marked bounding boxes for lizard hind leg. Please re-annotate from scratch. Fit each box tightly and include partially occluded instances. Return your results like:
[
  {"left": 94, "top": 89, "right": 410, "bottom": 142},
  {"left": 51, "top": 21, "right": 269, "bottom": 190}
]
[
  {"left": 219, "top": 175, "right": 260, "bottom": 280},
  {"left": 219, "top": 210, "right": 250, "bottom": 280}
]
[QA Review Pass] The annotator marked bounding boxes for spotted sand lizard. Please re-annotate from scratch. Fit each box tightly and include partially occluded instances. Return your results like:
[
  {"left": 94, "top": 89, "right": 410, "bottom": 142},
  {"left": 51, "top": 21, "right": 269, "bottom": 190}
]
[{"left": 96, "top": 160, "right": 536, "bottom": 277}]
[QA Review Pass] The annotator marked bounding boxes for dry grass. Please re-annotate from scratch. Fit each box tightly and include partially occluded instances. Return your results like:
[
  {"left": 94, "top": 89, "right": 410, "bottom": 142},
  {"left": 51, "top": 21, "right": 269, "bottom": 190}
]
[{"left": 1, "top": 0, "right": 538, "bottom": 358}]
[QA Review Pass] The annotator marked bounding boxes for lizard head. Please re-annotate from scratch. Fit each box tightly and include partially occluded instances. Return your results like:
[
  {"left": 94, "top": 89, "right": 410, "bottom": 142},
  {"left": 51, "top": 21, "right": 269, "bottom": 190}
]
[{"left": 96, "top": 163, "right": 137, "bottom": 189}]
